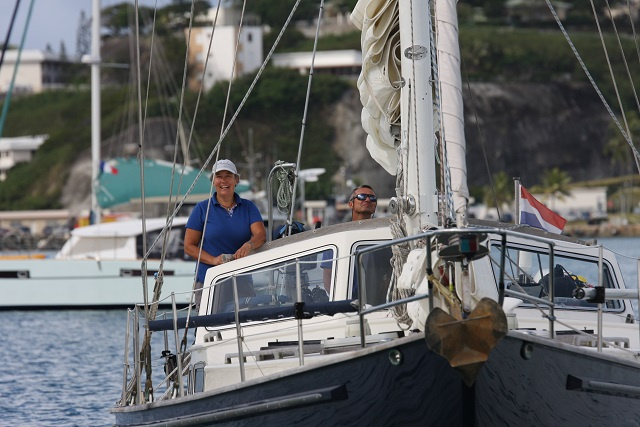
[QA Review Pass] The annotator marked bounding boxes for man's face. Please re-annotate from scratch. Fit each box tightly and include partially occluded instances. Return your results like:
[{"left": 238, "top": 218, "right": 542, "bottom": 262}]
[{"left": 349, "top": 187, "right": 377, "bottom": 219}]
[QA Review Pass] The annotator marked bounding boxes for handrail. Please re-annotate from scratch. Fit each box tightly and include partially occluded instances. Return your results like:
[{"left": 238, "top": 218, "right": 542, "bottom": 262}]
[{"left": 120, "top": 225, "right": 640, "bottom": 404}]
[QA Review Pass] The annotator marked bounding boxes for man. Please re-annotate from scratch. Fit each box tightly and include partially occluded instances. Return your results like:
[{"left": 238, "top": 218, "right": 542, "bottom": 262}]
[
  {"left": 323, "top": 185, "right": 378, "bottom": 292},
  {"left": 348, "top": 184, "right": 377, "bottom": 221}
]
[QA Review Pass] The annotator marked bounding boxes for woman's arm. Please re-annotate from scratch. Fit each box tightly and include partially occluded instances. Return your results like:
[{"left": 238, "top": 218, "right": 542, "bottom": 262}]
[
  {"left": 234, "top": 221, "right": 267, "bottom": 259},
  {"left": 184, "top": 228, "right": 225, "bottom": 266}
]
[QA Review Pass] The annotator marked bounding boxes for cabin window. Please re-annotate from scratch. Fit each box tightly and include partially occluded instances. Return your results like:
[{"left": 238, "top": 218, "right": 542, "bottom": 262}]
[
  {"left": 190, "top": 362, "right": 205, "bottom": 393},
  {"left": 136, "top": 226, "right": 186, "bottom": 260},
  {"left": 210, "top": 248, "right": 333, "bottom": 314},
  {"left": 350, "top": 243, "right": 393, "bottom": 307},
  {"left": 490, "top": 244, "right": 621, "bottom": 310}
]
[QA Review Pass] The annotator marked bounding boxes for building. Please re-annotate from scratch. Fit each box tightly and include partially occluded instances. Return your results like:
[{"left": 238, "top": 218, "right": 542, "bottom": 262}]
[
  {"left": 0, "top": 135, "right": 48, "bottom": 181},
  {"left": 0, "top": 50, "right": 71, "bottom": 94},
  {"left": 186, "top": 8, "right": 263, "bottom": 92},
  {"left": 505, "top": 0, "right": 572, "bottom": 24},
  {"left": 536, "top": 187, "right": 608, "bottom": 221},
  {"left": 272, "top": 50, "right": 362, "bottom": 77}
]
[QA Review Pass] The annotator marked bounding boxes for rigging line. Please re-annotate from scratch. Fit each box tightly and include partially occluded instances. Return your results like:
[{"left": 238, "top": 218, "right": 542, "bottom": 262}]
[
  {"left": 460, "top": 55, "right": 500, "bottom": 220},
  {"left": 201, "top": 0, "right": 250, "bottom": 251},
  {"left": 0, "top": 0, "right": 21, "bottom": 73},
  {"left": 159, "top": 0, "right": 305, "bottom": 231},
  {"left": 607, "top": 0, "right": 640, "bottom": 116},
  {"left": 160, "top": 0, "right": 198, "bottom": 240},
  {"left": 597, "top": 1, "right": 637, "bottom": 137},
  {"left": 133, "top": 0, "right": 155, "bottom": 403},
  {"left": 179, "top": 2, "right": 226, "bottom": 337},
  {"left": 591, "top": 0, "right": 640, "bottom": 174},
  {"left": 187, "top": 0, "right": 230, "bottom": 334},
  {"left": 288, "top": 0, "right": 326, "bottom": 235},
  {"left": 220, "top": 0, "right": 248, "bottom": 139},
  {"left": 409, "top": 0, "right": 421, "bottom": 221},
  {"left": 139, "top": 0, "right": 203, "bottom": 269},
  {"left": 143, "top": 2, "right": 175, "bottom": 314},
  {"left": 133, "top": 0, "right": 150, "bottom": 315},
  {"left": 627, "top": 0, "right": 640, "bottom": 73},
  {"left": 545, "top": 0, "right": 640, "bottom": 174},
  {"left": 0, "top": 0, "right": 34, "bottom": 140}
]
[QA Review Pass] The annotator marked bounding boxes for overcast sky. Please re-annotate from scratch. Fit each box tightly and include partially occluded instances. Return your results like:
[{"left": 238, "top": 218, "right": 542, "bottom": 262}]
[{"left": 1, "top": 1, "right": 176, "bottom": 54}]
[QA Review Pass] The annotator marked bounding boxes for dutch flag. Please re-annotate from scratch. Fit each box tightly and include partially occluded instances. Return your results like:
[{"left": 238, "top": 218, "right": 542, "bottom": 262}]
[{"left": 519, "top": 185, "right": 566, "bottom": 234}]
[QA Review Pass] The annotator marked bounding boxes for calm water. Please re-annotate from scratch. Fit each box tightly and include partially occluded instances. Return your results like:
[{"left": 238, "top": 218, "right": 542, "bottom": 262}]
[{"left": 1, "top": 237, "right": 639, "bottom": 426}]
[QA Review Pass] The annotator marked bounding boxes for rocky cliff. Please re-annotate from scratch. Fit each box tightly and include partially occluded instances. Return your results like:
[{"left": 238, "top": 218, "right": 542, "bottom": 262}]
[{"left": 330, "top": 81, "right": 616, "bottom": 199}]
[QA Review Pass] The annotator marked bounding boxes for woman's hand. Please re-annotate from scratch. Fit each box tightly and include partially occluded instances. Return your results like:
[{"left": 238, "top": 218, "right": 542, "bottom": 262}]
[{"left": 234, "top": 242, "right": 253, "bottom": 259}]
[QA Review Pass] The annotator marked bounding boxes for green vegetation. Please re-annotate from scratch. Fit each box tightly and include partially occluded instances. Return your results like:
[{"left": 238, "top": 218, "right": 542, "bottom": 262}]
[
  {"left": 0, "top": 67, "right": 349, "bottom": 209},
  {"left": 3, "top": 7, "right": 639, "bottom": 209}
]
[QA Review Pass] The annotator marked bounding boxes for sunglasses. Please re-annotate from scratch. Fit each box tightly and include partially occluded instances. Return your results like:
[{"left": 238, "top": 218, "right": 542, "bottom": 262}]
[{"left": 352, "top": 193, "right": 377, "bottom": 202}]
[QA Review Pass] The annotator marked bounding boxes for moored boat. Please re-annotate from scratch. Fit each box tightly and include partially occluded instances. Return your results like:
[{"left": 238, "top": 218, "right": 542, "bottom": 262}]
[{"left": 112, "top": 0, "right": 640, "bottom": 425}]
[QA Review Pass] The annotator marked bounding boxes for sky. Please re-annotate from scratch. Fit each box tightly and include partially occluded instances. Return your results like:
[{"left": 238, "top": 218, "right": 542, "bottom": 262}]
[{"left": 1, "top": 0, "right": 176, "bottom": 54}]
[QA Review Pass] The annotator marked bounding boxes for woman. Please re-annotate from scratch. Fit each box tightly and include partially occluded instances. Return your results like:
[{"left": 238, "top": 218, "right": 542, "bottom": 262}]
[{"left": 184, "top": 159, "right": 266, "bottom": 311}]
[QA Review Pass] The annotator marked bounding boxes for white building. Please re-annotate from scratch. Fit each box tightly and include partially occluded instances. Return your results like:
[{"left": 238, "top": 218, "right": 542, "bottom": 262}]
[
  {"left": 0, "top": 135, "right": 48, "bottom": 181},
  {"left": 0, "top": 50, "right": 70, "bottom": 94},
  {"left": 186, "top": 8, "right": 263, "bottom": 92},
  {"left": 272, "top": 50, "right": 362, "bottom": 76},
  {"left": 536, "top": 187, "right": 608, "bottom": 221}
]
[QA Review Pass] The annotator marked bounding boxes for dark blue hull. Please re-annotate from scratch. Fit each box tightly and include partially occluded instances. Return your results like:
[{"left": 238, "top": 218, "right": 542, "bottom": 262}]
[{"left": 112, "top": 333, "right": 640, "bottom": 426}]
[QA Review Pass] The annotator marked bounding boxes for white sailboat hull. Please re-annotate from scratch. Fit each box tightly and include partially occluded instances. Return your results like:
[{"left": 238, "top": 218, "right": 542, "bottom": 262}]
[
  {"left": 0, "top": 217, "right": 195, "bottom": 308},
  {"left": 0, "top": 258, "right": 194, "bottom": 308}
]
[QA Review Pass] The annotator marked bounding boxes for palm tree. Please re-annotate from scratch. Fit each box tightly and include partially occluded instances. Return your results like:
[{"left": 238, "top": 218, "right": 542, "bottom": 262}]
[
  {"left": 535, "top": 167, "right": 572, "bottom": 210},
  {"left": 483, "top": 171, "right": 513, "bottom": 219}
]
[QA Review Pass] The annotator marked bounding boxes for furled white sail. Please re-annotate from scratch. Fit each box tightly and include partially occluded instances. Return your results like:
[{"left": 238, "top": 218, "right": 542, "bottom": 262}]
[
  {"left": 351, "top": 0, "right": 401, "bottom": 175},
  {"left": 352, "top": 0, "right": 467, "bottom": 226}
]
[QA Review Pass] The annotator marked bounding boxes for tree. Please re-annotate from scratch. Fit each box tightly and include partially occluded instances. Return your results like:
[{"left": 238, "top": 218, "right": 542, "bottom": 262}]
[
  {"left": 483, "top": 171, "right": 513, "bottom": 219},
  {"left": 604, "top": 111, "right": 640, "bottom": 176},
  {"left": 234, "top": 0, "right": 318, "bottom": 29},
  {"left": 76, "top": 10, "right": 91, "bottom": 60},
  {"left": 534, "top": 167, "right": 572, "bottom": 210},
  {"left": 59, "top": 41, "right": 68, "bottom": 61}
]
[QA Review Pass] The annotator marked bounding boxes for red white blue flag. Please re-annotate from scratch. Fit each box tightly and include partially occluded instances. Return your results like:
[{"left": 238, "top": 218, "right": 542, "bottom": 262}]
[
  {"left": 100, "top": 161, "right": 119, "bottom": 175},
  {"left": 519, "top": 186, "right": 566, "bottom": 234}
]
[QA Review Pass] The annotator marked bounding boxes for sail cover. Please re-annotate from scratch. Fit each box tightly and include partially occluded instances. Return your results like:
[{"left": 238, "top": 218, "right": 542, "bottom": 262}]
[
  {"left": 96, "top": 157, "right": 250, "bottom": 208},
  {"left": 351, "top": 0, "right": 401, "bottom": 175}
]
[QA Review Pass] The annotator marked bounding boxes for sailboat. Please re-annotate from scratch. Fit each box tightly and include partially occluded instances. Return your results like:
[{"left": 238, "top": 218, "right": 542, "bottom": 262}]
[
  {"left": 112, "top": 0, "right": 640, "bottom": 425},
  {"left": 0, "top": 1, "right": 198, "bottom": 309}
]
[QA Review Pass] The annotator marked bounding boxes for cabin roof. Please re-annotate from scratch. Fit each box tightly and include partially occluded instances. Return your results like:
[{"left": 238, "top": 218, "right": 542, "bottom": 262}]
[{"left": 70, "top": 217, "right": 188, "bottom": 238}]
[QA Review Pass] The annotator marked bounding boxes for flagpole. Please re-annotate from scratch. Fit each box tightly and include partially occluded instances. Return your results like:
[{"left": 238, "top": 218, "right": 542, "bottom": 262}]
[{"left": 514, "top": 177, "right": 520, "bottom": 225}]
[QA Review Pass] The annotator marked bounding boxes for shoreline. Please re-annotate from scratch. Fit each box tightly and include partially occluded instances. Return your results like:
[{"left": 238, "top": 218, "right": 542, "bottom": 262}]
[{"left": 563, "top": 223, "right": 640, "bottom": 239}]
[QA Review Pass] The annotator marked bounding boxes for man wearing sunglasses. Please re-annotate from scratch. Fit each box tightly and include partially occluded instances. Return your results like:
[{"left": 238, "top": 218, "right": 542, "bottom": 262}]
[
  {"left": 348, "top": 185, "right": 378, "bottom": 221},
  {"left": 322, "top": 185, "right": 378, "bottom": 292}
]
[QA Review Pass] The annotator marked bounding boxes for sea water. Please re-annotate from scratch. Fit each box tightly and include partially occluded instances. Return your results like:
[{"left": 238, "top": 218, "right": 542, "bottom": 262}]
[{"left": 0, "top": 237, "right": 639, "bottom": 426}]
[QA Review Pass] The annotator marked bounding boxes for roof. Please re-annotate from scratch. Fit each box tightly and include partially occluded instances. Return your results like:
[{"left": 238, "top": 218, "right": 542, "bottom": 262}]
[
  {"left": 0, "top": 135, "right": 48, "bottom": 150},
  {"left": 71, "top": 217, "right": 189, "bottom": 238},
  {"left": 272, "top": 50, "right": 362, "bottom": 69}
]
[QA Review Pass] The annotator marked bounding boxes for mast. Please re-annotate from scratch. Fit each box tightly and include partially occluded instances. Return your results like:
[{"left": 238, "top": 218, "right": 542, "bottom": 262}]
[
  {"left": 90, "top": 0, "right": 101, "bottom": 224},
  {"left": 398, "top": 0, "right": 438, "bottom": 235}
]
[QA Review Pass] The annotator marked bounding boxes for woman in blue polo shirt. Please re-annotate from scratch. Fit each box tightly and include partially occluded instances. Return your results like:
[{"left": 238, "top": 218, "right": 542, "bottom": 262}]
[{"left": 184, "top": 159, "right": 266, "bottom": 311}]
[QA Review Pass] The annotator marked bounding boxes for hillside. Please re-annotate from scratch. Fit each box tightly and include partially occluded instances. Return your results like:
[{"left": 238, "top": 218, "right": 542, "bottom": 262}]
[{"left": 0, "top": 24, "right": 636, "bottom": 213}]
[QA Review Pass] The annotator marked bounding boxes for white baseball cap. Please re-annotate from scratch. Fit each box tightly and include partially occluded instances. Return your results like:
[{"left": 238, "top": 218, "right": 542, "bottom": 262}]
[{"left": 213, "top": 159, "right": 239, "bottom": 176}]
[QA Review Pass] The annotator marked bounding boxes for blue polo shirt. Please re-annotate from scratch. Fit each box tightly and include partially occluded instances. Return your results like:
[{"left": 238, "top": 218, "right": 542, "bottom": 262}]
[{"left": 186, "top": 193, "right": 263, "bottom": 282}]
